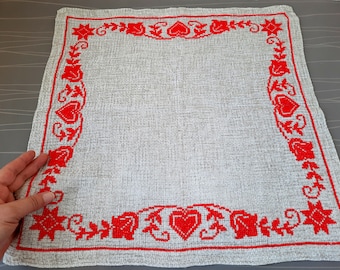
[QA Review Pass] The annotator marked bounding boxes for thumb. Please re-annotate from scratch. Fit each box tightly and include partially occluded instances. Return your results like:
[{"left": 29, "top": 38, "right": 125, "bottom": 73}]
[{"left": 6, "top": 192, "right": 55, "bottom": 221}]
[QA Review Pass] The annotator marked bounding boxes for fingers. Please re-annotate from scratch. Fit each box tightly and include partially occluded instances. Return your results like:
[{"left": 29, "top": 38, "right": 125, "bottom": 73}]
[
  {"left": 0, "top": 192, "right": 55, "bottom": 259},
  {"left": 0, "top": 185, "right": 15, "bottom": 204},
  {"left": 0, "top": 192, "right": 55, "bottom": 223},
  {"left": 8, "top": 153, "right": 48, "bottom": 192},
  {"left": 0, "top": 151, "right": 36, "bottom": 187}
]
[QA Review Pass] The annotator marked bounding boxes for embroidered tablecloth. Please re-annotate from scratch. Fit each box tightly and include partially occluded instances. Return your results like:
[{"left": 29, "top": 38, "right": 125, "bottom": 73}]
[{"left": 4, "top": 5, "right": 340, "bottom": 267}]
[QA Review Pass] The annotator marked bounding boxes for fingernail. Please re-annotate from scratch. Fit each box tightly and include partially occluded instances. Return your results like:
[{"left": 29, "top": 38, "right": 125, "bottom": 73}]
[{"left": 42, "top": 192, "right": 55, "bottom": 204}]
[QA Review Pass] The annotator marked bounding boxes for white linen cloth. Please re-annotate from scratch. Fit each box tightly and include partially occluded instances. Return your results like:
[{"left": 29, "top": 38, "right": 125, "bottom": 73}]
[{"left": 4, "top": 5, "right": 340, "bottom": 267}]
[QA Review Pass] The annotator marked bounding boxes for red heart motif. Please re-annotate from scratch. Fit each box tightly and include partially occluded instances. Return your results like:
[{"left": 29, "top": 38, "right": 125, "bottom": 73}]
[
  {"left": 56, "top": 101, "right": 81, "bottom": 124},
  {"left": 274, "top": 94, "right": 299, "bottom": 117},
  {"left": 169, "top": 209, "right": 202, "bottom": 240},
  {"left": 210, "top": 20, "right": 229, "bottom": 34},
  {"left": 167, "top": 21, "right": 190, "bottom": 37},
  {"left": 112, "top": 212, "right": 139, "bottom": 240}
]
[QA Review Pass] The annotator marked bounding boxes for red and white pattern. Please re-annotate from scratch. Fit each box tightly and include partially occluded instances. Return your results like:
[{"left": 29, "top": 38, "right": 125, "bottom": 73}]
[{"left": 5, "top": 6, "right": 340, "bottom": 268}]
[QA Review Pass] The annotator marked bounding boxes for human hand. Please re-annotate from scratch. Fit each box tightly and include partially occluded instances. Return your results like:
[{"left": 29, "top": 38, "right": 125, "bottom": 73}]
[{"left": 0, "top": 151, "right": 55, "bottom": 259}]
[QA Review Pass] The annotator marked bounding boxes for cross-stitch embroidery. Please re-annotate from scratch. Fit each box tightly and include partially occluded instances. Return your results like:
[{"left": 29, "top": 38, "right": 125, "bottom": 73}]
[{"left": 18, "top": 14, "right": 338, "bottom": 249}]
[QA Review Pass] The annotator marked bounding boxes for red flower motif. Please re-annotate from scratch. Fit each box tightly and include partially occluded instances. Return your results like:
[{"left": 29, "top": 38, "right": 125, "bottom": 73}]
[
  {"left": 30, "top": 207, "right": 67, "bottom": 240},
  {"left": 111, "top": 212, "right": 139, "bottom": 240},
  {"left": 289, "top": 138, "right": 315, "bottom": 161},
  {"left": 210, "top": 20, "right": 229, "bottom": 34},
  {"left": 72, "top": 24, "right": 95, "bottom": 40},
  {"left": 61, "top": 65, "right": 83, "bottom": 82},
  {"left": 269, "top": 60, "right": 290, "bottom": 76},
  {"left": 230, "top": 210, "right": 258, "bottom": 239},
  {"left": 260, "top": 19, "right": 282, "bottom": 36},
  {"left": 301, "top": 201, "right": 336, "bottom": 234},
  {"left": 48, "top": 146, "right": 74, "bottom": 168},
  {"left": 126, "top": 22, "right": 146, "bottom": 36}
]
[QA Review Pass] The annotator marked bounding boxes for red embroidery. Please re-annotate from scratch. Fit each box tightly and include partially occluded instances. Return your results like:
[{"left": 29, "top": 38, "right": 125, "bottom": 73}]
[
  {"left": 112, "top": 212, "right": 139, "bottom": 240},
  {"left": 229, "top": 209, "right": 301, "bottom": 239},
  {"left": 47, "top": 146, "right": 74, "bottom": 168},
  {"left": 280, "top": 115, "right": 306, "bottom": 136},
  {"left": 169, "top": 208, "right": 202, "bottom": 240},
  {"left": 260, "top": 209, "right": 301, "bottom": 237},
  {"left": 289, "top": 138, "right": 315, "bottom": 161},
  {"left": 96, "top": 19, "right": 259, "bottom": 40},
  {"left": 230, "top": 210, "right": 258, "bottom": 239},
  {"left": 30, "top": 207, "right": 67, "bottom": 240},
  {"left": 36, "top": 146, "right": 74, "bottom": 209},
  {"left": 265, "top": 32, "right": 327, "bottom": 201},
  {"left": 210, "top": 20, "right": 230, "bottom": 34},
  {"left": 67, "top": 212, "right": 139, "bottom": 240},
  {"left": 72, "top": 24, "right": 95, "bottom": 40},
  {"left": 52, "top": 39, "right": 87, "bottom": 149},
  {"left": 64, "top": 204, "right": 301, "bottom": 242},
  {"left": 55, "top": 101, "right": 82, "bottom": 124},
  {"left": 274, "top": 94, "right": 299, "bottom": 117},
  {"left": 61, "top": 44, "right": 84, "bottom": 82},
  {"left": 142, "top": 206, "right": 171, "bottom": 242},
  {"left": 199, "top": 206, "right": 227, "bottom": 240},
  {"left": 210, "top": 19, "right": 253, "bottom": 34},
  {"left": 20, "top": 13, "right": 338, "bottom": 250},
  {"left": 260, "top": 18, "right": 282, "bottom": 36},
  {"left": 126, "top": 22, "right": 146, "bottom": 36},
  {"left": 269, "top": 60, "right": 290, "bottom": 76},
  {"left": 58, "top": 84, "right": 85, "bottom": 101},
  {"left": 61, "top": 65, "right": 83, "bottom": 82},
  {"left": 167, "top": 21, "right": 191, "bottom": 37},
  {"left": 301, "top": 201, "right": 336, "bottom": 234}
]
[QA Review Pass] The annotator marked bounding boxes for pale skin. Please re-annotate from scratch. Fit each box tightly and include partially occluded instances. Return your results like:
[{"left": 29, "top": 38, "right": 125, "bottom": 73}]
[{"left": 0, "top": 151, "right": 55, "bottom": 259}]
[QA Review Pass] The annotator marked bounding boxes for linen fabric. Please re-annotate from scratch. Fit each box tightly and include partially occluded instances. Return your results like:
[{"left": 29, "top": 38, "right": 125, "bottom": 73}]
[{"left": 4, "top": 5, "right": 340, "bottom": 267}]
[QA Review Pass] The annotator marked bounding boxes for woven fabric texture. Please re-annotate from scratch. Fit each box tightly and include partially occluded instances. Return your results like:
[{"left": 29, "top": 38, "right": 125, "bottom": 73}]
[{"left": 4, "top": 5, "right": 340, "bottom": 267}]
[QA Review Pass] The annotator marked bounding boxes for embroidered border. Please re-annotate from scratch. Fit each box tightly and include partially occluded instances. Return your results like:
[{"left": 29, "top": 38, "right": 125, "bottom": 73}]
[{"left": 17, "top": 12, "right": 339, "bottom": 250}]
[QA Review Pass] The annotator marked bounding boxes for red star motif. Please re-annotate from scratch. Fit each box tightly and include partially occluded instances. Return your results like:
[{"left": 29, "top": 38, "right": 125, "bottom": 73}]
[
  {"left": 30, "top": 207, "right": 67, "bottom": 240},
  {"left": 72, "top": 24, "right": 95, "bottom": 40},
  {"left": 301, "top": 201, "right": 336, "bottom": 234},
  {"left": 260, "top": 19, "right": 282, "bottom": 36}
]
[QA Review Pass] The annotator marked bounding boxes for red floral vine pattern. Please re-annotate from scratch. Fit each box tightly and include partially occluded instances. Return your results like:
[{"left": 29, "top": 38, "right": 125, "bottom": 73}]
[
  {"left": 36, "top": 39, "right": 88, "bottom": 209},
  {"left": 94, "top": 19, "right": 260, "bottom": 40},
  {"left": 26, "top": 16, "right": 337, "bottom": 245},
  {"left": 68, "top": 212, "right": 139, "bottom": 240},
  {"left": 30, "top": 38, "right": 89, "bottom": 240},
  {"left": 65, "top": 204, "right": 301, "bottom": 241},
  {"left": 266, "top": 35, "right": 325, "bottom": 200}
]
